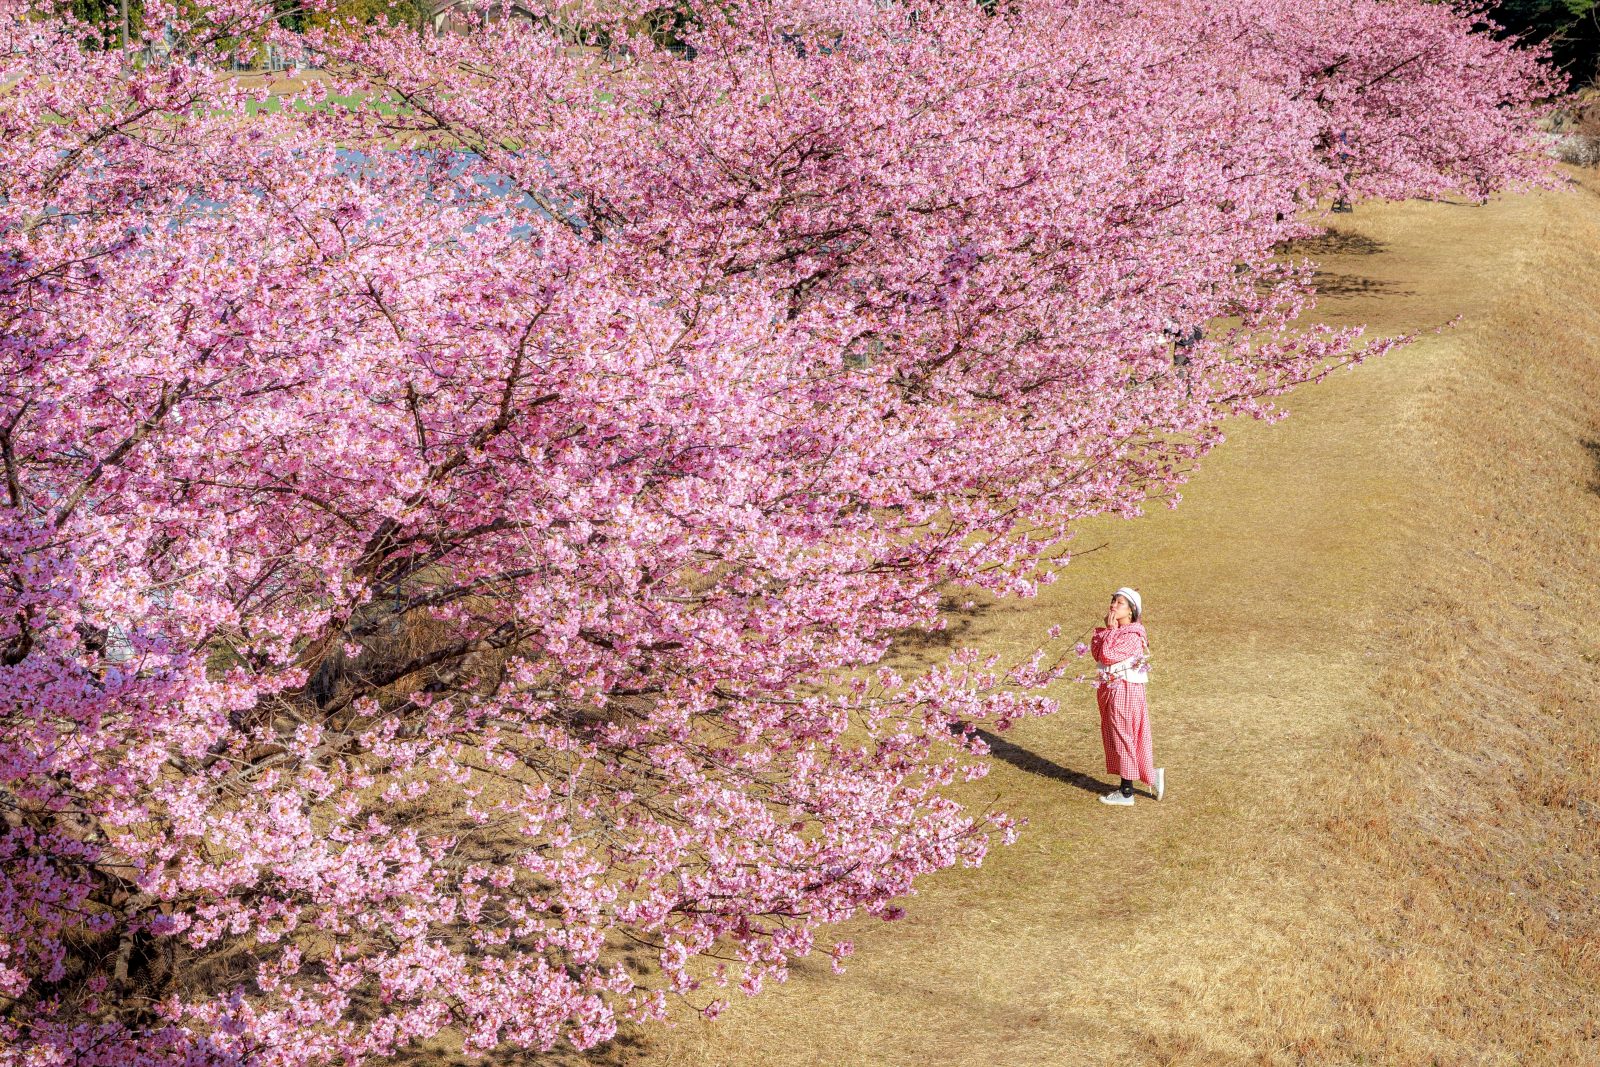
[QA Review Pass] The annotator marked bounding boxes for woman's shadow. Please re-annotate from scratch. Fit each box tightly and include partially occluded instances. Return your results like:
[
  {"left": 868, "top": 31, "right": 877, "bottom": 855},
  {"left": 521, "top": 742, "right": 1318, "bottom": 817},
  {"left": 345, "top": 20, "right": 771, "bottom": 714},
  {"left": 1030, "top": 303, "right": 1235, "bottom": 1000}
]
[{"left": 970, "top": 728, "right": 1108, "bottom": 795}]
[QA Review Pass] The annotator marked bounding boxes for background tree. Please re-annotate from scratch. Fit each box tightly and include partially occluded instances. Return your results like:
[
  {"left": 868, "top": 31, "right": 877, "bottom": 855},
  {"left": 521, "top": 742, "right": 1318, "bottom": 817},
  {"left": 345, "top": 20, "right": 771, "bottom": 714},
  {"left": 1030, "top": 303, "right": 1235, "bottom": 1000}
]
[
  {"left": 1493, "top": 0, "right": 1598, "bottom": 87},
  {"left": 64, "top": 0, "right": 142, "bottom": 46}
]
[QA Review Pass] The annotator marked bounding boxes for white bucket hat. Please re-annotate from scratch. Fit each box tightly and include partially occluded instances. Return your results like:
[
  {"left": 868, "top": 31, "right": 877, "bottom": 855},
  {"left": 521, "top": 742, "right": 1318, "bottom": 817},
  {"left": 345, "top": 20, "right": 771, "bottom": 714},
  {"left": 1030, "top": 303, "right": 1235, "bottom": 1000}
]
[{"left": 1114, "top": 587, "right": 1142, "bottom": 619}]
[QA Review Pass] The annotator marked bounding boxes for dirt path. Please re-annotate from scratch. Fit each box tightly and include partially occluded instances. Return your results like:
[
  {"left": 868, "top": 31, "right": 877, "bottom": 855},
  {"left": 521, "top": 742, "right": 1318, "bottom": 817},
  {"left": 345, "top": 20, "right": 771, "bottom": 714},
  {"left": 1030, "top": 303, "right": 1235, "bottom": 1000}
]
[{"left": 612, "top": 176, "right": 1600, "bottom": 1066}]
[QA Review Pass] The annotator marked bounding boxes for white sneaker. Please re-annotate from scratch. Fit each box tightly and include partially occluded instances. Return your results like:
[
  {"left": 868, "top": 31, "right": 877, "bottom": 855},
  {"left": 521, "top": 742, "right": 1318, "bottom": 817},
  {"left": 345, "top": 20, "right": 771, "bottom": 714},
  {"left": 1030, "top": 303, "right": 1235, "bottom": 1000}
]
[
  {"left": 1153, "top": 768, "right": 1165, "bottom": 801},
  {"left": 1100, "top": 790, "right": 1134, "bottom": 806}
]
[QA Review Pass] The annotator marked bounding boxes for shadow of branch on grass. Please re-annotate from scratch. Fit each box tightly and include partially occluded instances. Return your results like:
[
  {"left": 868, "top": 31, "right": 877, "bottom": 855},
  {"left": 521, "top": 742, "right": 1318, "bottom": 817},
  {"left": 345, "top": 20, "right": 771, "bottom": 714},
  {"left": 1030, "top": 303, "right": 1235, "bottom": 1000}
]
[
  {"left": 1310, "top": 271, "right": 1414, "bottom": 299},
  {"left": 395, "top": 1029, "right": 647, "bottom": 1067},
  {"left": 1282, "top": 228, "right": 1387, "bottom": 257},
  {"left": 971, "top": 728, "right": 1109, "bottom": 796},
  {"left": 1580, "top": 437, "right": 1600, "bottom": 496}
]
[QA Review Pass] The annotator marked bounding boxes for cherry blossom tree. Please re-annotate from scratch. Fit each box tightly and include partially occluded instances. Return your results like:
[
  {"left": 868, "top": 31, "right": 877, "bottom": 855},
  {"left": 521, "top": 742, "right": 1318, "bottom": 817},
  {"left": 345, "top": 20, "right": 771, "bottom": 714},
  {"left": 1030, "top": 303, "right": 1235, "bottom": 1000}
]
[
  {"left": 0, "top": 0, "right": 1553, "bottom": 1062},
  {"left": 1129, "top": 0, "right": 1561, "bottom": 203}
]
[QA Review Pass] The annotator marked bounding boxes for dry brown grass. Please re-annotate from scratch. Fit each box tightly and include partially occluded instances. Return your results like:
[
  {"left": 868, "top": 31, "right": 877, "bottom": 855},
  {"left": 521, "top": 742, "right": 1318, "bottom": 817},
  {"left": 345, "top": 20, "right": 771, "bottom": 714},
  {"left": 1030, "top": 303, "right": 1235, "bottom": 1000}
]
[
  {"left": 1271, "top": 168, "right": 1600, "bottom": 1064},
  {"left": 1576, "top": 88, "right": 1600, "bottom": 138},
  {"left": 586, "top": 172, "right": 1600, "bottom": 1065}
]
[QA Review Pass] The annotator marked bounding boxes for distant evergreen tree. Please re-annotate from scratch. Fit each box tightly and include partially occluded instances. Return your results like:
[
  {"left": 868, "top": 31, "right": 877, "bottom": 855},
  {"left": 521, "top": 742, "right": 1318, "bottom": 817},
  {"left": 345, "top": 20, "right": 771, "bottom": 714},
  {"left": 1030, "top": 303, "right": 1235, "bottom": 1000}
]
[
  {"left": 1493, "top": 0, "right": 1599, "bottom": 87},
  {"left": 304, "top": 0, "right": 426, "bottom": 32},
  {"left": 68, "top": 0, "right": 141, "bottom": 48},
  {"left": 271, "top": 0, "right": 304, "bottom": 31}
]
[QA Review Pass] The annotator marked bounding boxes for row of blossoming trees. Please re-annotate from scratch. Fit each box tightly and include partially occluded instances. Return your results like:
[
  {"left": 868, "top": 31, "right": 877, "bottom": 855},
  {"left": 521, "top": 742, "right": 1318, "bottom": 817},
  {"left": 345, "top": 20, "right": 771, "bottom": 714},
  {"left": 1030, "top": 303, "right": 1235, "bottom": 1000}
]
[{"left": 0, "top": 0, "right": 1556, "bottom": 1061}]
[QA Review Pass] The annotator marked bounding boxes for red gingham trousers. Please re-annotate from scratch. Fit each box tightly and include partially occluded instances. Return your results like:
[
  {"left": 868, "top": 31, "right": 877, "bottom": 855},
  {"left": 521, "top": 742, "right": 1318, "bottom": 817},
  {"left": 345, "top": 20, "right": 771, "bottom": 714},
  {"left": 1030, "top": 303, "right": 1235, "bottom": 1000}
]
[{"left": 1098, "top": 679, "right": 1156, "bottom": 785}]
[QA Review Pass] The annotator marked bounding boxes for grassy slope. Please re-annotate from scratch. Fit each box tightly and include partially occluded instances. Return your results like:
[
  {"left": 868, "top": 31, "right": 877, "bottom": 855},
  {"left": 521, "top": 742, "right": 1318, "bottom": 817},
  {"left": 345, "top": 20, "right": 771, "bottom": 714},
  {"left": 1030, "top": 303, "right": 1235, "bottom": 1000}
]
[{"left": 567, "top": 170, "right": 1600, "bottom": 1067}]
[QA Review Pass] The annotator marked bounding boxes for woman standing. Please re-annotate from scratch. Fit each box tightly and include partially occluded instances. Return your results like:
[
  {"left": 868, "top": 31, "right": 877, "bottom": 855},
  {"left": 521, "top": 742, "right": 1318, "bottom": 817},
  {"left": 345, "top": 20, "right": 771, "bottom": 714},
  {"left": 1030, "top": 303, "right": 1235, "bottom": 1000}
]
[{"left": 1092, "top": 587, "right": 1164, "bottom": 806}]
